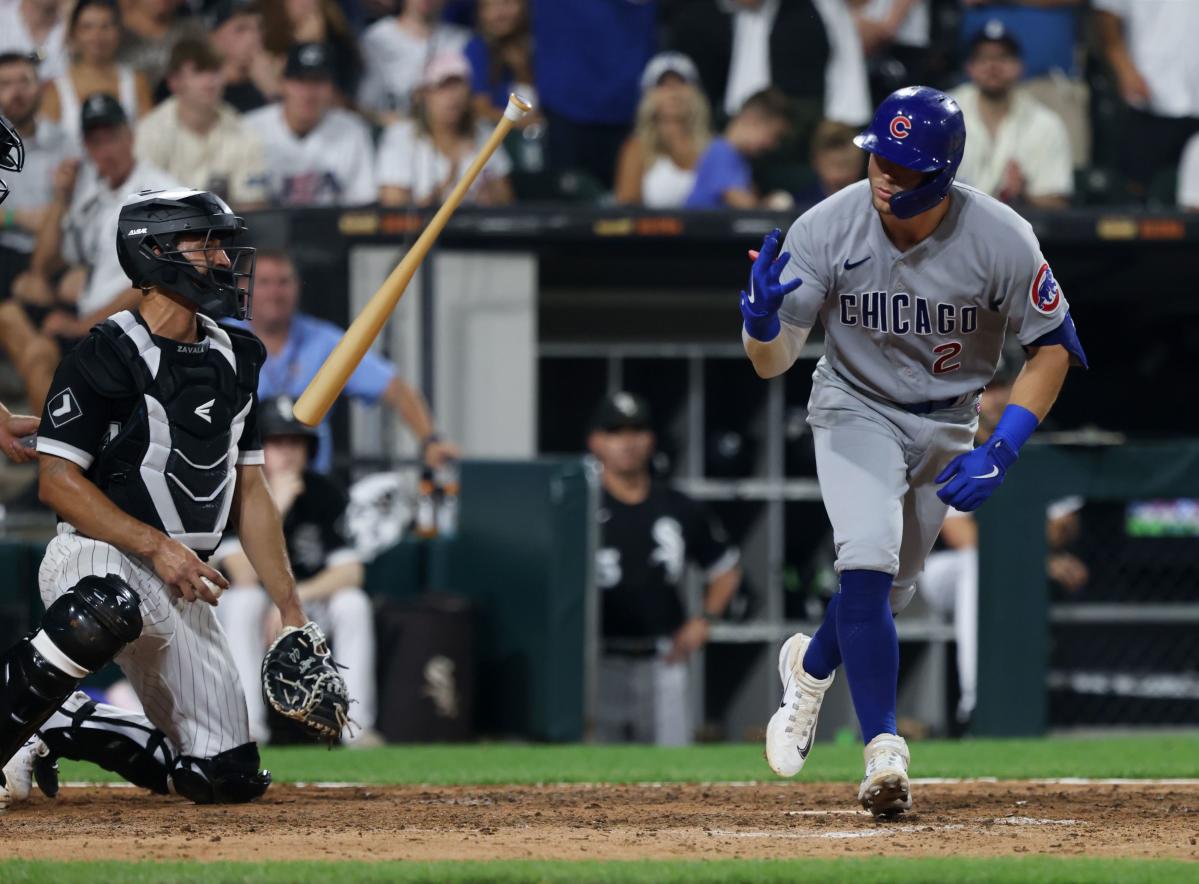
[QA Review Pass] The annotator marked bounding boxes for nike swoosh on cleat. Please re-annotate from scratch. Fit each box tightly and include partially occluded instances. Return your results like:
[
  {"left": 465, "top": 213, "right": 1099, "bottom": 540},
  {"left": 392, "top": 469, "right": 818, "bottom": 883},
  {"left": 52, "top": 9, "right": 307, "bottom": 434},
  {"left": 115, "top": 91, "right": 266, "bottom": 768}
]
[
  {"left": 844, "top": 256, "right": 871, "bottom": 270},
  {"left": 970, "top": 466, "right": 1000, "bottom": 480},
  {"left": 797, "top": 728, "right": 814, "bottom": 759}
]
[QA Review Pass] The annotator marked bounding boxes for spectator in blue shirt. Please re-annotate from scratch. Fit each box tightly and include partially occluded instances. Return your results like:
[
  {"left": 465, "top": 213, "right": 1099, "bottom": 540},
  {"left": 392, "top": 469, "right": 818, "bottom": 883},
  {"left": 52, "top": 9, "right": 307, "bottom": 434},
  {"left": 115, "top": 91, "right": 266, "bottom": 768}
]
[
  {"left": 685, "top": 88, "right": 793, "bottom": 210},
  {"left": 465, "top": 0, "right": 536, "bottom": 126},
  {"left": 236, "top": 250, "right": 459, "bottom": 473}
]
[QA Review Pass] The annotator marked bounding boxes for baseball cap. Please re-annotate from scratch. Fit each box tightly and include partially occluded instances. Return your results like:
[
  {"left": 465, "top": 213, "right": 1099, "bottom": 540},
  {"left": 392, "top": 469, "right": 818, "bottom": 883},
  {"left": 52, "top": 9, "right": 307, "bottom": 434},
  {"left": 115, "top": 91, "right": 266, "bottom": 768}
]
[
  {"left": 967, "top": 19, "right": 1022, "bottom": 59},
  {"left": 419, "top": 51, "right": 471, "bottom": 89},
  {"left": 639, "top": 51, "right": 700, "bottom": 93},
  {"left": 80, "top": 92, "right": 127, "bottom": 133},
  {"left": 284, "top": 42, "right": 335, "bottom": 81},
  {"left": 591, "top": 392, "right": 653, "bottom": 433}
]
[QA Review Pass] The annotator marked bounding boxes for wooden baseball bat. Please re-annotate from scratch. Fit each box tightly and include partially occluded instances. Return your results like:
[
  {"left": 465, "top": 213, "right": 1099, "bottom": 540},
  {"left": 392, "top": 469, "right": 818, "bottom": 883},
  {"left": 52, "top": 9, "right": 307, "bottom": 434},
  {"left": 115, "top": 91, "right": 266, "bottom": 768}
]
[{"left": 292, "top": 93, "right": 534, "bottom": 427}]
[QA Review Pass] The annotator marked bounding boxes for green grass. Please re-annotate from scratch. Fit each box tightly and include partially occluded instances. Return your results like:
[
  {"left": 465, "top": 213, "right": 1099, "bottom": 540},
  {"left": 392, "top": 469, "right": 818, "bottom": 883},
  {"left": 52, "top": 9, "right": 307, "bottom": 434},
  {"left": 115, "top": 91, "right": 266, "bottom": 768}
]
[
  {"left": 0, "top": 859, "right": 1196, "bottom": 884},
  {"left": 55, "top": 734, "right": 1199, "bottom": 786}
]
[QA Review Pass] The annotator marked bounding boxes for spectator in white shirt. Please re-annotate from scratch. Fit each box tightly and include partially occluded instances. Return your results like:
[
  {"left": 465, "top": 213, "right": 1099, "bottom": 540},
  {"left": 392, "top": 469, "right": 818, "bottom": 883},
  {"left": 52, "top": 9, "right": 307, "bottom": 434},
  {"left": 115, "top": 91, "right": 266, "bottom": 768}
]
[
  {"left": 134, "top": 38, "right": 267, "bottom": 209},
  {"left": 950, "top": 22, "right": 1072, "bottom": 210},
  {"left": 377, "top": 51, "right": 512, "bottom": 207},
  {"left": 1095, "top": 0, "right": 1199, "bottom": 202},
  {"left": 0, "top": 93, "right": 176, "bottom": 411},
  {"left": 358, "top": 0, "right": 469, "bottom": 120},
  {"left": 0, "top": 0, "right": 68, "bottom": 81},
  {"left": 244, "top": 42, "right": 376, "bottom": 207}
]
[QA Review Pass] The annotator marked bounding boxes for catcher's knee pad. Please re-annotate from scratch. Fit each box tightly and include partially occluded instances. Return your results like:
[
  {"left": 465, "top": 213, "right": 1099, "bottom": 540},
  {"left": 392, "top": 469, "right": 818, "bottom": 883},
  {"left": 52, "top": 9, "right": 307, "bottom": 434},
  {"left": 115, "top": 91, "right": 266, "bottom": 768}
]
[
  {"left": 171, "top": 742, "right": 271, "bottom": 805},
  {"left": 890, "top": 584, "right": 917, "bottom": 615},
  {"left": 0, "top": 575, "right": 141, "bottom": 762}
]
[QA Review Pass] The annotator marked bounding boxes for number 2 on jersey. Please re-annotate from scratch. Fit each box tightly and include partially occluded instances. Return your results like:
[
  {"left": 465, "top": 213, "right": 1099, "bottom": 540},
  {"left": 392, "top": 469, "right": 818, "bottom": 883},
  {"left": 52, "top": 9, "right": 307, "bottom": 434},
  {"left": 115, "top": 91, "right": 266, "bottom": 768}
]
[{"left": 932, "top": 342, "right": 962, "bottom": 374}]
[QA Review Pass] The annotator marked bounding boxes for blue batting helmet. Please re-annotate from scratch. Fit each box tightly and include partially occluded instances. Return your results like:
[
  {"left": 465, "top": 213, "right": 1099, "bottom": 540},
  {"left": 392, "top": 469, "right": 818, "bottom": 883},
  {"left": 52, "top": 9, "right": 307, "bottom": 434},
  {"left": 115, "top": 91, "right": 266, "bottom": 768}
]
[{"left": 854, "top": 86, "right": 966, "bottom": 219}]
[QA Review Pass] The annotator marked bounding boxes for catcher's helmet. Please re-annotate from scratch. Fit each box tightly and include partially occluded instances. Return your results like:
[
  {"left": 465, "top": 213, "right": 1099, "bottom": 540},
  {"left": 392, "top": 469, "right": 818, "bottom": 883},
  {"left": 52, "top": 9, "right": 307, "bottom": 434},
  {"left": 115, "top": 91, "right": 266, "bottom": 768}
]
[
  {"left": 116, "top": 188, "right": 255, "bottom": 319},
  {"left": 854, "top": 86, "right": 965, "bottom": 219},
  {"left": 259, "top": 396, "right": 319, "bottom": 458},
  {"left": 0, "top": 113, "right": 25, "bottom": 208}
]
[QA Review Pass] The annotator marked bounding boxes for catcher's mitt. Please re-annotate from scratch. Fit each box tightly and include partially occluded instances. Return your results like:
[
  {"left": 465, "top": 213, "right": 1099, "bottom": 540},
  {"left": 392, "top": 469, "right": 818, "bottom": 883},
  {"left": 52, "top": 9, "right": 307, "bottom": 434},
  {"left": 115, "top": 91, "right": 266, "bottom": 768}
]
[{"left": 262, "top": 621, "right": 352, "bottom": 743}]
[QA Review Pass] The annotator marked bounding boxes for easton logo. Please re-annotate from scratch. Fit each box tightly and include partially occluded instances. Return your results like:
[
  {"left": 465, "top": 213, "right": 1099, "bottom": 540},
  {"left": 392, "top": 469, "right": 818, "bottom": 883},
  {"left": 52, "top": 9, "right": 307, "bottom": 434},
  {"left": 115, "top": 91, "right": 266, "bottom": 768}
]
[
  {"left": 890, "top": 115, "right": 912, "bottom": 139},
  {"left": 1031, "top": 263, "right": 1062, "bottom": 315},
  {"left": 194, "top": 399, "right": 215, "bottom": 423}
]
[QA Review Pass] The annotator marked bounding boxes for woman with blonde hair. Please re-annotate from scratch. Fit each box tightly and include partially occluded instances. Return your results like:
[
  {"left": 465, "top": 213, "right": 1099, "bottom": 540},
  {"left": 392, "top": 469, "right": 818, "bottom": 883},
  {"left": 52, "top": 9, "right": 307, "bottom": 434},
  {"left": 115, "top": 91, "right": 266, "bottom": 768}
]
[
  {"left": 614, "top": 53, "right": 711, "bottom": 208},
  {"left": 41, "top": 0, "right": 152, "bottom": 145}
]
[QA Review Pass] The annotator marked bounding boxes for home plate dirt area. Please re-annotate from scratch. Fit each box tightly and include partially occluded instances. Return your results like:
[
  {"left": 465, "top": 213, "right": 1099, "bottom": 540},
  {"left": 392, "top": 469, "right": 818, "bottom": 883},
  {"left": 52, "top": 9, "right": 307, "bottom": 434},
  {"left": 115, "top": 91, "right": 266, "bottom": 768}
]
[{"left": 1, "top": 782, "right": 1196, "bottom": 862}]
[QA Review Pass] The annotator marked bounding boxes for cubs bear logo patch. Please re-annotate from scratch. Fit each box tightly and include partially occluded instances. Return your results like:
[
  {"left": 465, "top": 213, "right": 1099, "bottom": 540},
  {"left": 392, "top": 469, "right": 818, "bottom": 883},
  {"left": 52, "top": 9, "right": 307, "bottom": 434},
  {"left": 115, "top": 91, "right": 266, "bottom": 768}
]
[
  {"left": 1031, "top": 263, "right": 1061, "bottom": 315},
  {"left": 890, "top": 115, "right": 912, "bottom": 139}
]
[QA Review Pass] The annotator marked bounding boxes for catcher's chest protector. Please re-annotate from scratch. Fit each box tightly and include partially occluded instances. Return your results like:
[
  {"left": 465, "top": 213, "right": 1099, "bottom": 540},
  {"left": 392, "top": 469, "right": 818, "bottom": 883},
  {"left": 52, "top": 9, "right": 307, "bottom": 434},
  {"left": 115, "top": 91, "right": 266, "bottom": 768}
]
[{"left": 86, "top": 311, "right": 260, "bottom": 556}]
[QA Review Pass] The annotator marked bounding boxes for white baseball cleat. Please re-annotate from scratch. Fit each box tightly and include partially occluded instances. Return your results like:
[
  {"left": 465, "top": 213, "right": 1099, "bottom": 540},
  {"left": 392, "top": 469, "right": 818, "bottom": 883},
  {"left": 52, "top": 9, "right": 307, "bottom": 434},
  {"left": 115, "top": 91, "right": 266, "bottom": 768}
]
[
  {"left": 0, "top": 738, "right": 50, "bottom": 810},
  {"left": 858, "top": 732, "right": 912, "bottom": 819},
  {"left": 765, "top": 633, "right": 834, "bottom": 777}
]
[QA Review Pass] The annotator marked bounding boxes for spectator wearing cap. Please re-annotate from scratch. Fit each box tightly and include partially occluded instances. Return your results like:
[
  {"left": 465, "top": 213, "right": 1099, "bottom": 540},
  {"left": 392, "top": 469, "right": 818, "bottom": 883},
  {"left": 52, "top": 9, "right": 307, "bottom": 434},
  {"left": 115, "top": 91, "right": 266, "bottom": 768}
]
[
  {"left": 464, "top": 0, "right": 537, "bottom": 127},
  {"left": 850, "top": 0, "right": 931, "bottom": 106},
  {"left": 587, "top": 391, "right": 741, "bottom": 746},
  {"left": 532, "top": 0, "right": 656, "bottom": 190},
  {"left": 0, "top": 92, "right": 176, "bottom": 412},
  {"left": 792, "top": 119, "right": 865, "bottom": 206},
  {"left": 0, "top": 52, "right": 75, "bottom": 300},
  {"left": 244, "top": 43, "right": 375, "bottom": 206},
  {"left": 116, "top": 0, "right": 205, "bottom": 96},
  {"left": 41, "top": 0, "right": 152, "bottom": 148},
  {"left": 614, "top": 53, "right": 712, "bottom": 208},
  {"left": 209, "top": 0, "right": 279, "bottom": 113},
  {"left": 0, "top": 0, "right": 68, "bottom": 82},
  {"left": 377, "top": 51, "right": 513, "bottom": 207},
  {"left": 134, "top": 39, "right": 267, "bottom": 210},
  {"left": 259, "top": 0, "right": 361, "bottom": 102},
  {"left": 950, "top": 23, "right": 1072, "bottom": 210},
  {"left": 358, "top": 0, "right": 469, "bottom": 119},
  {"left": 1096, "top": 0, "right": 1199, "bottom": 203}
]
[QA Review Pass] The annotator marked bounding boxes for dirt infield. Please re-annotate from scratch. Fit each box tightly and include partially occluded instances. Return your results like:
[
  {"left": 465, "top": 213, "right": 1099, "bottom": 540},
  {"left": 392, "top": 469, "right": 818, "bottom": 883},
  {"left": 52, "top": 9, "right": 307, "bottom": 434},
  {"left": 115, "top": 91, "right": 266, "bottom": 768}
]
[{"left": 1, "top": 782, "right": 1197, "bottom": 862}]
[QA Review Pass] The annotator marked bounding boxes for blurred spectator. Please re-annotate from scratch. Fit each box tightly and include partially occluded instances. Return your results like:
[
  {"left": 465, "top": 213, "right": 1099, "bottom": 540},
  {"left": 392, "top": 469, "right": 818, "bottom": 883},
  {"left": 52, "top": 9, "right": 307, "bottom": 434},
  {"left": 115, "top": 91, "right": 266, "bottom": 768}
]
[
  {"left": 234, "top": 250, "right": 460, "bottom": 473},
  {"left": 244, "top": 43, "right": 375, "bottom": 207},
  {"left": 0, "top": 0, "right": 68, "bottom": 81},
  {"left": 260, "top": 0, "right": 361, "bottom": 100},
  {"left": 0, "top": 53, "right": 74, "bottom": 299},
  {"left": 208, "top": 0, "right": 280, "bottom": 112},
  {"left": 533, "top": 0, "right": 655, "bottom": 190},
  {"left": 664, "top": 0, "right": 870, "bottom": 152},
  {"left": 588, "top": 392, "right": 741, "bottom": 746},
  {"left": 217, "top": 396, "right": 380, "bottom": 747},
  {"left": 950, "top": 22, "right": 1072, "bottom": 210},
  {"left": 850, "top": 0, "right": 931, "bottom": 105},
  {"left": 1095, "top": 0, "right": 1199, "bottom": 201},
  {"left": 377, "top": 51, "right": 513, "bottom": 207},
  {"left": 0, "top": 94, "right": 175, "bottom": 411},
  {"left": 614, "top": 53, "right": 711, "bottom": 208},
  {"left": 465, "top": 0, "right": 535, "bottom": 126},
  {"left": 958, "top": 1, "right": 1088, "bottom": 167},
  {"left": 134, "top": 39, "right": 267, "bottom": 209},
  {"left": 42, "top": 0, "right": 152, "bottom": 147},
  {"left": 792, "top": 119, "right": 864, "bottom": 206},
  {"left": 684, "top": 87, "right": 793, "bottom": 210},
  {"left": 117, "top": 0, "right": 205, "bottom": 95},
  {"left": 1179, "top": 134, "right": 1199, "bottom": 212},
  {"left": 358, "top": 0, "right": 470, "bottom": 118}
]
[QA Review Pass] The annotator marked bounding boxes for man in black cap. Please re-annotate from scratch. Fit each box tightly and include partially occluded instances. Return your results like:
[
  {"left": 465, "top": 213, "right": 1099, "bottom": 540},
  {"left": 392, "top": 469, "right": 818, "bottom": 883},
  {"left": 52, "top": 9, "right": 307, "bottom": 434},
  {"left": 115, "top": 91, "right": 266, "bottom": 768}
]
[
  {"left": 588, "top": 391, "right": 741, "bottom": 745},
  {"left": 948, "top": 21, "right": 1073, "bottom": 210},
  {"left": 242, "top": 43, "right": 375, "bottom": 207},
  {"left": 0, "top": 92, "right": 175, "bottom": 412}
]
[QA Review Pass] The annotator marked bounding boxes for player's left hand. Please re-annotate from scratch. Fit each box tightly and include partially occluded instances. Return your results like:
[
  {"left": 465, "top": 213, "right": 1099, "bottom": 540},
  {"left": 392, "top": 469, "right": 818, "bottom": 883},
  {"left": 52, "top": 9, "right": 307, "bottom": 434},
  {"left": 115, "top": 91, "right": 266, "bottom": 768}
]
[
  {"left": 934, "top": 437, "right": 1019, "bottom": 512},
  {"left": 0, "top": 409, "right": 39, "bottom": 464},
  {"left": 740, "top": 227, "right": 801, "bottom": 342},
  {"left": 667, "top": 616, "right": 710, "bottom": 663}
]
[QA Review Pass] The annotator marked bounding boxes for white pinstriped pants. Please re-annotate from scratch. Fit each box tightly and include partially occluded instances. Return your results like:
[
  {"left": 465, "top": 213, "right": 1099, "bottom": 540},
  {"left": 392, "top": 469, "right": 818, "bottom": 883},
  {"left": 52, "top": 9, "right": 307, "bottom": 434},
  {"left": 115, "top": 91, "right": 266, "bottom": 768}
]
[{"left": 37, "top": 524, "right": 251, "bottom": 759}]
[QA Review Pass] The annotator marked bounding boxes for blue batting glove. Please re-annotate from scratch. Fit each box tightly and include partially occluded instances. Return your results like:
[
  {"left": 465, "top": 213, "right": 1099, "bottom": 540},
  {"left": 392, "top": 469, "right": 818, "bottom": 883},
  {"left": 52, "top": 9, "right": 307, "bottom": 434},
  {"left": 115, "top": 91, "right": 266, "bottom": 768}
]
[
  {"left": 934, "top": 438, "right": 1019, "bottom": 512},
  {"left": 740, "top": 227, "right": 802, "bottom": 342}
]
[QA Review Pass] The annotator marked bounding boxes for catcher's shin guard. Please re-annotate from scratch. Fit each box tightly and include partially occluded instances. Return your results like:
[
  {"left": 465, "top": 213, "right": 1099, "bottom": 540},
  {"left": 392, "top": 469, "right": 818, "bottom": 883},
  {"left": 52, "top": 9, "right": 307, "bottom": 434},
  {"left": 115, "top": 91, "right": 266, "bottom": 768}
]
[
  {"left": 0, "top": 575, "right": 141, "bottom": 764},
  {"left": 171, "top": 742, "right": 271, "bottom": 804}
]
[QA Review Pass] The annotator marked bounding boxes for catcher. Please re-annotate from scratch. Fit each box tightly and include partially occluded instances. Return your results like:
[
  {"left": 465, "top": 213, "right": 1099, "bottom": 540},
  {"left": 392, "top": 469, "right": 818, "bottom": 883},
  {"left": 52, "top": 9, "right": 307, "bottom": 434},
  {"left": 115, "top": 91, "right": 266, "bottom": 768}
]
[{"left": 0, "top": 187, "right": 348, "bottom": 808}]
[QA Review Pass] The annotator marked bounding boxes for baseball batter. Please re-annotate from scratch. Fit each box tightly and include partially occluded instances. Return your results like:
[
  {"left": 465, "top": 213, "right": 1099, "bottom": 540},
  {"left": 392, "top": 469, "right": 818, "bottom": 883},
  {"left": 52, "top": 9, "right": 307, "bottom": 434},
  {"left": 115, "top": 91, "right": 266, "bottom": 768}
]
[{"left": 742, "top": 87, "right": 1086, "bottom": 818}]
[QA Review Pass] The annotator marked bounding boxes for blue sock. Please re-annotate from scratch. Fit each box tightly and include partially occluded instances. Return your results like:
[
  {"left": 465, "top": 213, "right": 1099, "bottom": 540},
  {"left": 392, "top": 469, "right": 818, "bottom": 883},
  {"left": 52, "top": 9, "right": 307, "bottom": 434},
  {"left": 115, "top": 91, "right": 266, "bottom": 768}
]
[
  {"left": 802, "top": 592, "right": 842, "bottom": 679},
  {"left": 835, "top": 569, "right": 898, "bottom": 743}
]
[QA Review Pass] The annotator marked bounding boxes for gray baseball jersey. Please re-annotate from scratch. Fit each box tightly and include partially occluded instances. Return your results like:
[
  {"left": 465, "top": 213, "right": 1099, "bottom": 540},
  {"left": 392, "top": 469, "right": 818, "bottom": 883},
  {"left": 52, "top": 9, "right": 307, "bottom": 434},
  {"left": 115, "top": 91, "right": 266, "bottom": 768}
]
[{"left": 778, "top": 180, "right": 1068, "bottom": 403}]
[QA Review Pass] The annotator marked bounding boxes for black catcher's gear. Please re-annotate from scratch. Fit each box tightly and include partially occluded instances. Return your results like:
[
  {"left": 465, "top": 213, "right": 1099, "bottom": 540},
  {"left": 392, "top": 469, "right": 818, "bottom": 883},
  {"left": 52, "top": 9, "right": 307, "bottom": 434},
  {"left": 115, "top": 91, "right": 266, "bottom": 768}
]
[
  {"left": 171, "top": 742, "right": 271, "bottom": 804},
  {"left": 262, "top": 622, "right": 351, "bottom": 743},
  {"left": 0, "top": 113, "right": 24, "bottom": 207},
  {"left": 259, "top": 395, "right": 318, "bottom": 457},
  {"left": 116, "top": 188, "right": 256, "bottom": 320}
]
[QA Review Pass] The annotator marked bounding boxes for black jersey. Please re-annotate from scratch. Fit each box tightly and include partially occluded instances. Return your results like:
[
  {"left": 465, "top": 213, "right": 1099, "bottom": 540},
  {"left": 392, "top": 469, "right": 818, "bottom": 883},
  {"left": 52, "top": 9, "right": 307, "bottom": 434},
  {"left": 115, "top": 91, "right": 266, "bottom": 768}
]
[
  {"left": 36, "top": 309, "right": 265, "bottom": 557},
  {"left": 597, "top": 482, "right": 739, "bottom": 639},
  {"left": 279, "top": 470, "right": 358, "bottom": 582}
]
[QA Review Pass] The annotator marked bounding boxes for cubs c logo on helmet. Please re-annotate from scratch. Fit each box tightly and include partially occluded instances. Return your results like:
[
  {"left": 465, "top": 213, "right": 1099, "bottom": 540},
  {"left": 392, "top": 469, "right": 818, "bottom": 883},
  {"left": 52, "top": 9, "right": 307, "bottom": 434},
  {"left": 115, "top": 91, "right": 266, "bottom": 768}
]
[
  {"left": 1031, "top": 263, "right": 1062, "bottom": 315},
  {"left": 889, "top": 115, "right": 912, "bottom": 139}
]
